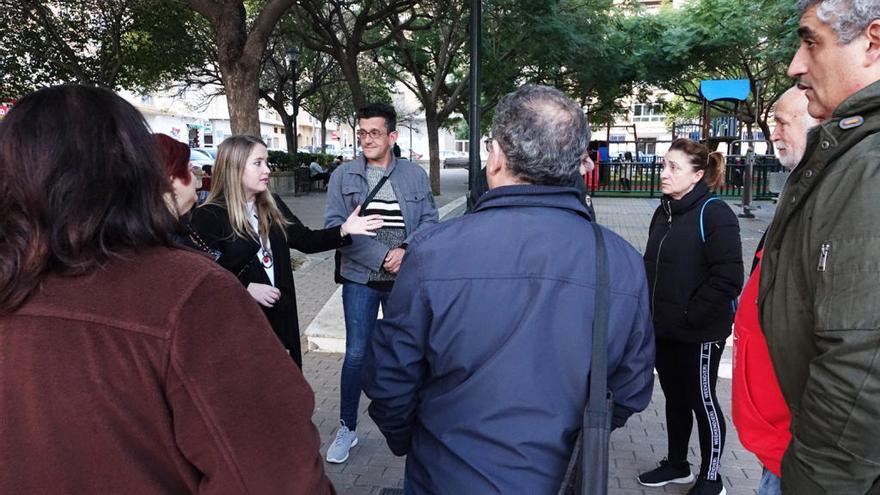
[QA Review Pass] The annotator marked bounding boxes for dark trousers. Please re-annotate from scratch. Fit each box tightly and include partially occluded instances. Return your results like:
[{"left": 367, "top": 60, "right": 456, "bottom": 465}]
[{"left": 656, "top": 338, "right": 726, "bottom": 481}]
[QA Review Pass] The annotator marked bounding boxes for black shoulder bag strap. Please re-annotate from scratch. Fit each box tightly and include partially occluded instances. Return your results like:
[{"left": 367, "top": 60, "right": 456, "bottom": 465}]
[
  {"left": 360, "top": 175, "right": 389, "bottom": 215},
  {"left": 333, "top": 174, "right": 390, "bottom": 283},
  {"left": 558, "top": 220, "right": 613, "bottom": 495}
]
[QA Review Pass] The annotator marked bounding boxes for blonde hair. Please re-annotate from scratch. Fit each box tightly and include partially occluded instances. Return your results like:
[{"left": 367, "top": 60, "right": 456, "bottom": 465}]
[{"left": 203, "top": 135, "right": 289, "bottom": 245}]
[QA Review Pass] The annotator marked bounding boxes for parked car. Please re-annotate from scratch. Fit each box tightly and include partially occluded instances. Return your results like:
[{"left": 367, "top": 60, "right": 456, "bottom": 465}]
[
  {"left": 194, "top": 147, "right": 217, "bottom": 160},
  {"left": 398, "top": 147, "right": 423, "bottom": 160},
  {"left": 341, "top": 146, "right": 362, "bottom": 161},
  {"left": 443, "top": 156, "right": 470, "bottom": 169},
  {"left": 189, "top": 148, "right": 214, "bottom": 169}
]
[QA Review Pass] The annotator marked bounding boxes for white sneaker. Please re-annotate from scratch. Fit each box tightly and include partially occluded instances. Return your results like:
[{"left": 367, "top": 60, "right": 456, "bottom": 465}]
[{"left": 326, "top": 420, "right": 358, "bottom": 463}]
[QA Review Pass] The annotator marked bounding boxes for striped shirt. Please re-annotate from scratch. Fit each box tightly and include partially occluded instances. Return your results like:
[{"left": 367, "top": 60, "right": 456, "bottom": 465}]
[{"left": 365, "top": 166, "right": 406, "bottom": 285}]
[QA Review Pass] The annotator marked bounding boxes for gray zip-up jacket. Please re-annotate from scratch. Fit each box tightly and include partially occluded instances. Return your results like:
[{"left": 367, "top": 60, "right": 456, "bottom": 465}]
[
  {"left": 759, "top": 79, "right": 880, "bottom": 494},
  {"left": 324, "top": 155, "right": 438, "bottom": 284}
]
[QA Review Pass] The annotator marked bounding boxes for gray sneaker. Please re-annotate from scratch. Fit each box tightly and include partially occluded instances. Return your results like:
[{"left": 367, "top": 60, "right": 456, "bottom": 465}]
[{"left": 326, "top": 420, "right": 358, "bottom": 463}]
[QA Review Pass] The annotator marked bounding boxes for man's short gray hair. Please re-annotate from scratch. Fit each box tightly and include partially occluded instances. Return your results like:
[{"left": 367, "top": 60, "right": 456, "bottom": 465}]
[
  {"left": 491, "top": 85, "right": 590, "bottom": 186},
  {"left": 797, "top": 0, "right": 880, "bottom": 44}
]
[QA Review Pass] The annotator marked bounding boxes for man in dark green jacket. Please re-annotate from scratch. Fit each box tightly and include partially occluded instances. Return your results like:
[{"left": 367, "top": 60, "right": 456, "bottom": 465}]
[{"left": 758, "top": 1, "right": 880, "bottom": 492}]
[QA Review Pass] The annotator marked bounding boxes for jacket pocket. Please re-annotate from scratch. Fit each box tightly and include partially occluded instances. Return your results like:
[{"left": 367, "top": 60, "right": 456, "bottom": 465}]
[
  {"left": 685, "top": 299, "right": 733, "bottom": 330},
  {"left": 653, "top": 300, "right": 688, "bottom": 334},
  {"left": 405, "top": 191, "right": 429, "bottom": 202},
  {"left": 816, "top": 237, "right": 880, "bottom": 331}
]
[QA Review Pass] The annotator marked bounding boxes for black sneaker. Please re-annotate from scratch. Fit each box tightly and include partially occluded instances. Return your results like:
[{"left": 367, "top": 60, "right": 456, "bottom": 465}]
[
  {"left": 637, "top": 458, "right": 695, "bottom": 487},
  {"left": 686, "top": 477, "right": 726, "bottom": 495}
]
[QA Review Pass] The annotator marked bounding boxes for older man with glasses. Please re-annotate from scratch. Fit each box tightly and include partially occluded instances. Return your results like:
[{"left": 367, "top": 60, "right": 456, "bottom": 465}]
[{"left": 323, "top": 102, "right": 438, "bottom": 464}]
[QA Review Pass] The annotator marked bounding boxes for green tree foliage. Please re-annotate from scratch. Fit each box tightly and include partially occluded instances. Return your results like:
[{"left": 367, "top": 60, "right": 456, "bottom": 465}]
[
  {"left": 0, "top": 0, "right": 202, "bottom": 97},
  {"left": 624, "top": 0, "right": 800, "bottom": 142},
  {"left": 373, "top": 0, "right": 470, "bottom": 194},
  {"left": 293, "top": 0, "right": 420, "bottom": 109},
  {"left": 474, "top": 0, "right": 632, "bottom": 132}
]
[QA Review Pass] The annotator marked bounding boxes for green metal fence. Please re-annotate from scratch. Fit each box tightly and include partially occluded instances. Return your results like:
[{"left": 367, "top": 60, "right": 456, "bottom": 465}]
[{"left": 586, "top": 155, "right": 783, "bottom": 200}]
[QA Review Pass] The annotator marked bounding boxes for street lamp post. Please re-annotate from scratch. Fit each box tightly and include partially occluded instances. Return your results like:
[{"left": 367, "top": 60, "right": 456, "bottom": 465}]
[
  {"left": 467, "top": 0, "right": 482, "bottom": 211},
  {"left": 286, "top": 47, "right": 301, "bottom": 167}
]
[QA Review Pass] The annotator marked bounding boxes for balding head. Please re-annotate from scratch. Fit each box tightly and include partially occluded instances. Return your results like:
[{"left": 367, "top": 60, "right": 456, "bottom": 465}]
[
  {"left": 771, "top": 87, "right": 819, "bottom": 170},
  {"left": 488, "top": 85, "right": 589, "bottom": 186}
]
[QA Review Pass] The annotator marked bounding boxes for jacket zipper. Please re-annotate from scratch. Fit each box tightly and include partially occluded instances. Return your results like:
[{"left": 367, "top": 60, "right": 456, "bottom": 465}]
[
  {"left": 651, "top": 200, "right": 673, "bottom": 312},
  {"left": 818, "top": 242, "right": 831, "bottom": 271}
]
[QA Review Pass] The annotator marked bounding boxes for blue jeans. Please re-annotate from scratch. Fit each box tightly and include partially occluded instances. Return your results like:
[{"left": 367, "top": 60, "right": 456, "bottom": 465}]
[
  {"left": 340, "top": 282, "right": 390, "bottom": 430},
  {"left": 758, "top": 466, "right": 782, "bottom": 495}
]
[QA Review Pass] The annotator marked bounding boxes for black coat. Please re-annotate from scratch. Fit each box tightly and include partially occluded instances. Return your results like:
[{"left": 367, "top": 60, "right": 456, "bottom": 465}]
[
  {"left": 643, "top": 181, "right": 743, "bottom": 343},
  {"left": 190, "top": 194, "right": 350, "bottom": 367}
]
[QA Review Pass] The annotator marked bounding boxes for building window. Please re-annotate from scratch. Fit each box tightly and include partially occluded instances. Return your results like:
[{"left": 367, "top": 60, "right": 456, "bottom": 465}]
[
  {"left": 204, "top": 135, "right": 213, "bottom": 147},
  {"left": 609, "top": 134, "right": 626, "bottom": 142},
  {"left": 632, "top": 103, "right": 664, "bottom": 122},
  {"left": 637, "top": 138, "right": 657, "bottom": 156}
]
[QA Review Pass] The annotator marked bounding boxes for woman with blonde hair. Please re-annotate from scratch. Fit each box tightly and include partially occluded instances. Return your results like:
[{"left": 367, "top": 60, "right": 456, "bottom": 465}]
[
  {"left": 638, "top": 138, "right": 743, "bottom": 495},
  {"left": 191, "top": 135, "right": 382, "bottom": 368}
]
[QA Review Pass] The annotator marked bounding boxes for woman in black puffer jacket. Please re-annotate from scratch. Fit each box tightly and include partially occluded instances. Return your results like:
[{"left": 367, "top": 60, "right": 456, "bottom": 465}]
[{"left": 637, "top": 139, "right": 743, "bottom": 495}]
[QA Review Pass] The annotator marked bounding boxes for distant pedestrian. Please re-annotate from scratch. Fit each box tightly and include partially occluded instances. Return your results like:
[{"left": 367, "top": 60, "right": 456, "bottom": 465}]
[
  {"left": 309, "top": 160, "right": 330, "bottom": 183},
  {"left": 620, "top": 150, "right": 633, "bottom": 190},
  {"left": 364, "top": 84, "right": 655, "bottom": 494},
  {"left": 639, "top": 138, "right": 743, "bottom": 495},
  {"left": 0, "top": 85, "right": 335, "bottom": 494},
  {"left": 759, "top": 1, "right": 880, "bottom": 491},
  {"left": 198, "top": 164, "right": 213, "bottom": 204},
  {"left": 190, "top": 135, "right": 382, "bottom": 368},
  {"left": 323, "top": 102, "right": 438, "bottom": 464}
]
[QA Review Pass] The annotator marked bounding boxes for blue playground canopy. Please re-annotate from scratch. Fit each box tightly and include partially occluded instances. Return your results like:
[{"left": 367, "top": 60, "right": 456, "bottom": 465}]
[{"left": 700, "top": 79, "right": 751, "bottom": 102}]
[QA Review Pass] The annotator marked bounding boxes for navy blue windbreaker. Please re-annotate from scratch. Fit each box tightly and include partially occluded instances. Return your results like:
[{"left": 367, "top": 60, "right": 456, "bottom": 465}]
[{"left": 364, "top": 185, "right": 655, "bottom": 494}]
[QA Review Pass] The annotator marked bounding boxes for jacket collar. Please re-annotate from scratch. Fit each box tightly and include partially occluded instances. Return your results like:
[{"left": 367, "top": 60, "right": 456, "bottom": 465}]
[
  {"left": 472, "top": 184, "right": 592, "bottom": 221},
  {"left": 815, "top": 79, "right": 880, "bottom": 163},
  {"left": 661, "top": 180, "right": 712, "bottom": 215}
]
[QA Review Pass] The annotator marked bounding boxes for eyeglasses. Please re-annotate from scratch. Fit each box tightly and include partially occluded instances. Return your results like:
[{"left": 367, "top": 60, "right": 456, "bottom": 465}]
[{"left": 356, "top": 129, "right": 388, "bottom": 140}]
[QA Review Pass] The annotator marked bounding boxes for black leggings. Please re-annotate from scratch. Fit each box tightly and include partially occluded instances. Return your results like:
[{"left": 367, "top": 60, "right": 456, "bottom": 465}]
[{"left": 656, "top": 339, "right": 726, "bottom": 481}]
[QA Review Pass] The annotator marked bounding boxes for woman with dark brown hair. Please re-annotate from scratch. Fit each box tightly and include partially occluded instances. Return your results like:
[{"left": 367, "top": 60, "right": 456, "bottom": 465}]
[
  {"left": 638, "top": 138, "right": 744, "bottom": 495},
  {"left": 0, "top": 85, "right": 334, "bottom": 494}
]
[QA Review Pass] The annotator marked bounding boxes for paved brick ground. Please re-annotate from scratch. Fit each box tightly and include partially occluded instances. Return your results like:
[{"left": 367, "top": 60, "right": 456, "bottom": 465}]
[{"left": 281, "top": 171, "right": 779, "bottom": 494}]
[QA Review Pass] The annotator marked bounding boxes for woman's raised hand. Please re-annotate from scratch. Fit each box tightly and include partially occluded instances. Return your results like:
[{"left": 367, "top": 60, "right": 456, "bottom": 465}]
[{"left": 340, "top": 205, "right": 384, "bottom": 237}]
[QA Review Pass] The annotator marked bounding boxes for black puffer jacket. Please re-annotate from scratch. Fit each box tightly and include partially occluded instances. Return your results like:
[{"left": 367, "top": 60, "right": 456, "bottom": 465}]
[{"left": 644, "top": 181, "right": 743, "bottom": 343}]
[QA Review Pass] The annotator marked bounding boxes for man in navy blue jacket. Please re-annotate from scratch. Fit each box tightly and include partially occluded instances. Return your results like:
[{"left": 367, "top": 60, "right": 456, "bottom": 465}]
[{"left": 363, "top": 85, "right": 655, "bottom": 494}]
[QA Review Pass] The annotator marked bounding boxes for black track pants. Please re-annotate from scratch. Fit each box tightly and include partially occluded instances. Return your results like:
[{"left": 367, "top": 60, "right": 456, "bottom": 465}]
[{"left": 655, "top": 338, "right": 726, "bottom": 480}]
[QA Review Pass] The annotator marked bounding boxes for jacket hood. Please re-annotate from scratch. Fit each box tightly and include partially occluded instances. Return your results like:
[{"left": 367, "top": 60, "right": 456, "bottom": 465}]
[{"left": 472, "top": 184, "right": 592, "bottom": 221}]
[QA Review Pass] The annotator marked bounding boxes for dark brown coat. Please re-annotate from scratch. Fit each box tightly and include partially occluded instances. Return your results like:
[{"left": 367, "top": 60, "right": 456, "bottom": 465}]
[{"left": 0, "top": 247, "right": 335, "bottom": 494}]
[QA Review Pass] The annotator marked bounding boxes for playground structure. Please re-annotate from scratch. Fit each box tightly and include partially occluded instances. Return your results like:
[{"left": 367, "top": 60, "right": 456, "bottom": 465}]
[{"left": 584, "top": 79, "right": 779, "bottom": 210}]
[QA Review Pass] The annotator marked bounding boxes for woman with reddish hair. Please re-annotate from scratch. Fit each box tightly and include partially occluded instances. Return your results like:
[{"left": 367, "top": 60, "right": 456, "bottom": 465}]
[{"left": 154, "top": 133, "right": 200, "bottom": 217}]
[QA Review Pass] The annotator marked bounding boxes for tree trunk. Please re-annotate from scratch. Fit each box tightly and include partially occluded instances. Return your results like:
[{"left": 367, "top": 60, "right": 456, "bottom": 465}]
[
  {"left": 425, "top": 109, "right": 441, "bottom": 195},
  {"left": 292, "top": 101, "right": 300, "bottom": 167},
  {"left": 221, "top": 64, "right": 262, "bottom": 136},
  {"left": 339, "top": 53, "right": 366, "bottom": 109},
  {"left": 186, "top": 0, "right": 295, "bottom": 138},
  {"left": 320, "top": 118, "right": 327, "bottom": 152}
]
